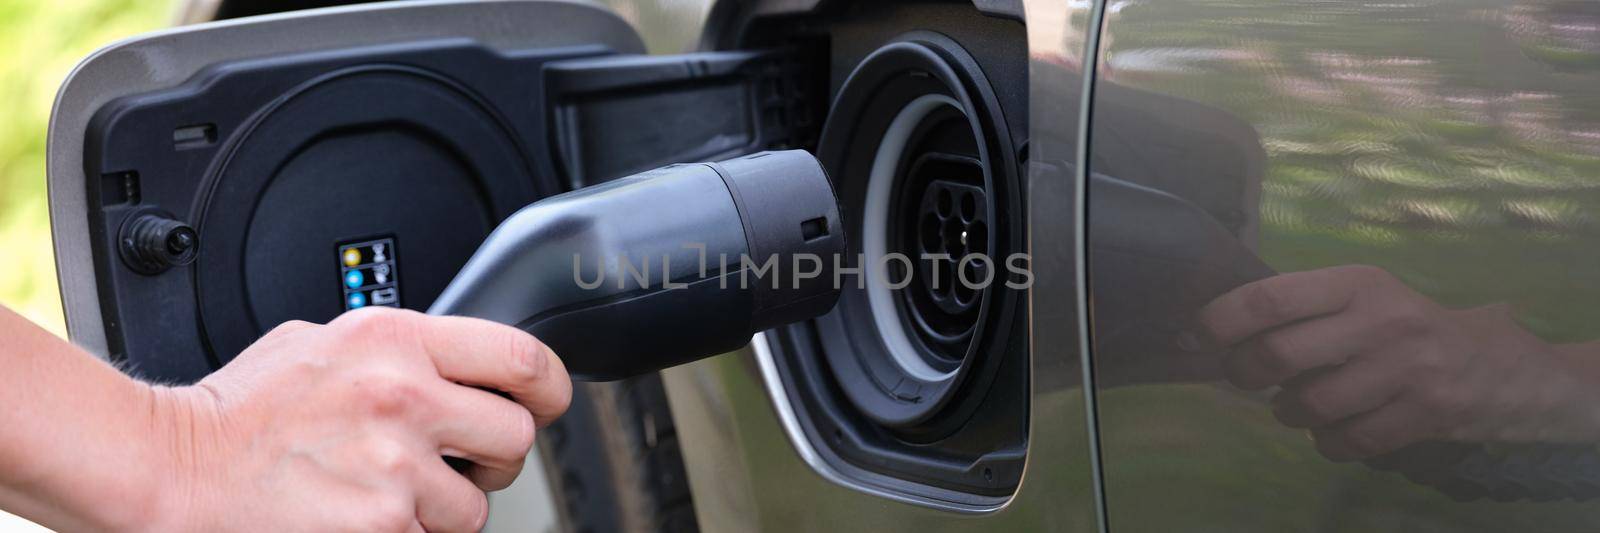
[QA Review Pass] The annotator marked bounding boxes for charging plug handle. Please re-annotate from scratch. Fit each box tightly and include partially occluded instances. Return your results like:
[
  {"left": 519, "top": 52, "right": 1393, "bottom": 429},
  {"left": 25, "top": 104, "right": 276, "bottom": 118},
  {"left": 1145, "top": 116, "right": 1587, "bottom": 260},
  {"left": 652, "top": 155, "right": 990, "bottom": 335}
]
[{"left": 428, "top": 150, "right": 844, "bottom": 381}]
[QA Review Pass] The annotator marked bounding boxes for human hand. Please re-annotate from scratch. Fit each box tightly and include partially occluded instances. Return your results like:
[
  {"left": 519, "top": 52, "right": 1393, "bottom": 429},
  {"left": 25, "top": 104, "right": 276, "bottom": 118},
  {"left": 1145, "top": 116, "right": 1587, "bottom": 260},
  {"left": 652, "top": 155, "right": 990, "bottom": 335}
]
[
  {"left": 145, "top": 308, "right": 570, "bottom": 532},
  {"left": 1197, "top": 265, "right": 1595, "bottom": 462}
]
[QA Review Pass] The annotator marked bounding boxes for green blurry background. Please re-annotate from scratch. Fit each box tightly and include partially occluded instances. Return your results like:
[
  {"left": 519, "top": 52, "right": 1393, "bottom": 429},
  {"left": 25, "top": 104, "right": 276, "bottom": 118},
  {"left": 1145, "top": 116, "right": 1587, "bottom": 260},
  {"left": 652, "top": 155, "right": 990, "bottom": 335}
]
[{"left": 0, "top": 0, "right": 173, "bottom": 337}]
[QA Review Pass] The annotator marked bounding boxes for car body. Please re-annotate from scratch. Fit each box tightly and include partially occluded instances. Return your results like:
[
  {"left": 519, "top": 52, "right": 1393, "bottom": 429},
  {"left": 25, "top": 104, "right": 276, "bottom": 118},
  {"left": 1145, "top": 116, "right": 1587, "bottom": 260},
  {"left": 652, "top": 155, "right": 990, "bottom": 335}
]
[{"left": 48, "top": 0, "right": 1600, "bottom": 531}]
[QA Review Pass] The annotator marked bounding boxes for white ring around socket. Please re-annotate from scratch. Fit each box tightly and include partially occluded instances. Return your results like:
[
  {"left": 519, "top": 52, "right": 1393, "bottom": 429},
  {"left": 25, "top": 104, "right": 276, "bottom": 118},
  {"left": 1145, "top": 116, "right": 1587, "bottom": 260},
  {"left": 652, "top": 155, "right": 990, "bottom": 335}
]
[{"left": 863, "top": 93, "right": 963, "bottom": 383}]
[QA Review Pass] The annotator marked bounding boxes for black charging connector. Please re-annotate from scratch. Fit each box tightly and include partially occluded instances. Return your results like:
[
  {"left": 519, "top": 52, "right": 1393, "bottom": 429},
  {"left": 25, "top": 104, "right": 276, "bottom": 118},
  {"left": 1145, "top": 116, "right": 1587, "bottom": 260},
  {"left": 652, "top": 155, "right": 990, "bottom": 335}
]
[{"left": 428, "top": 150, "right": 844, "bottom": 381}]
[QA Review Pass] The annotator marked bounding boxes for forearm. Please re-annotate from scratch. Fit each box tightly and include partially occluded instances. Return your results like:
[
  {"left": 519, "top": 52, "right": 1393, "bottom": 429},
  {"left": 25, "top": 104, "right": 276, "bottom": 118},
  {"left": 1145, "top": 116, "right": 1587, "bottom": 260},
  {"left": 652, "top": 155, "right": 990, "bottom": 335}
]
[{"left": 0, "top": 305, "right": 170, "bottom": 530}]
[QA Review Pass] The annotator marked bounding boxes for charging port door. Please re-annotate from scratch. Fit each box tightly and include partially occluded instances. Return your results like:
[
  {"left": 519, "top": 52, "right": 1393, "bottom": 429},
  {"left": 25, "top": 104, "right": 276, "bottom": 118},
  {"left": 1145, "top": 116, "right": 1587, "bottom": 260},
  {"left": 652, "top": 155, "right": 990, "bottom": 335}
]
[{"left": 47, "top": 0, "right": 819, "bottom": 382}]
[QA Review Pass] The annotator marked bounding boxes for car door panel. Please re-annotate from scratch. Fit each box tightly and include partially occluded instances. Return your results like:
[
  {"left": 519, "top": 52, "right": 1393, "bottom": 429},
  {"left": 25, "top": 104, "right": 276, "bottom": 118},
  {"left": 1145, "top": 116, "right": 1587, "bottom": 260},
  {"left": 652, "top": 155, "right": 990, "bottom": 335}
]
[{"left": 1088, "top": 0, "right": 1600, "bottom": 530}]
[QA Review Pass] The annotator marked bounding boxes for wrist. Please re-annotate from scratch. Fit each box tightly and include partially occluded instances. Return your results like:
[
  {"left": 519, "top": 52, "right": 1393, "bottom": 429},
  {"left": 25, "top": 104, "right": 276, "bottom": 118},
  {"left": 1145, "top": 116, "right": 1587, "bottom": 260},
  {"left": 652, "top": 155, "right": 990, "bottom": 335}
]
[{"left": 131, "top": 384, "right": 227, "bottom": 532}]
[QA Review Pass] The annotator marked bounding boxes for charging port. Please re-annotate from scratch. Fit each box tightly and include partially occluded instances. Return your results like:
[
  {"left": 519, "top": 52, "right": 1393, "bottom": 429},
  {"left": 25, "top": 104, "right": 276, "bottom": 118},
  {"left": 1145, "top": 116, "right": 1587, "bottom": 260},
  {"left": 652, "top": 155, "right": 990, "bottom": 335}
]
[
  {"left": 767, "top": 31, "right": 1029, "bottom": 504},
  {"left": 902, "top": 153, "right": 987, "bottom": 364}
]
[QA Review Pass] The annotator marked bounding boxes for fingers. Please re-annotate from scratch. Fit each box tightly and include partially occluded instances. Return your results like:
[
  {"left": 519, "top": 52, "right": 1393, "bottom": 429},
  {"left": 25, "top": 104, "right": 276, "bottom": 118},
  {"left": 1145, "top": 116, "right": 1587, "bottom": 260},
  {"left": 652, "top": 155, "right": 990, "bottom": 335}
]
[
  {"left": 431, "top": 385, "right": 537, "bottom": 490},
  {"left": 1220, "top": 310, "right": 1388, "bottom": 390},
  {"left": 413, "top": 458, "right": 490, "bottom": 533},
  {"left": 1310, "top": 397, "right": 1436, "bottom": 462},
  {"left": 414, "top": 315, "right": 573, "bottom": 427},
  {"left": 463, "top": 457, "right": 526, "bottom": 492},
  {"left": 323, "top": 310, "right": 559, "bottom": 497},
  {"left": 1199, "top": 265, "right": 1383, "bottom": 346},
  {"left": 1271, "top": 354, "right": 1410, "bottom": 428},
  {"left": 1193, "top": 266, "right": 1502, "bottom": 463}
]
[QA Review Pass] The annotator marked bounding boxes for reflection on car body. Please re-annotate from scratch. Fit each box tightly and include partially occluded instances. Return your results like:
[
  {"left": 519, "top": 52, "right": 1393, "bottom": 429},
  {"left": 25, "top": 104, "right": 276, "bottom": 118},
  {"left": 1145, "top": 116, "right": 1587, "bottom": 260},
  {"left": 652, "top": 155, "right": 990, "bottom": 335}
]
[{"left": 1088, "top": 0, "right": 1600, "bottom": 529}]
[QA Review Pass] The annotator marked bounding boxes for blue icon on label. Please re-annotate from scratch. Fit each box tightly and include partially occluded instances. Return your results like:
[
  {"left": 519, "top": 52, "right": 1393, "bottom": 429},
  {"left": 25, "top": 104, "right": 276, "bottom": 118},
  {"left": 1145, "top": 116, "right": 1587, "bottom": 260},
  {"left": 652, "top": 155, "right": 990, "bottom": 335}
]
[
  {"left": 345, "top": 270, "right": 365, "bottom": 289},
  {"left": 347, "top": 292, "right": 367, "bottom": 309}
]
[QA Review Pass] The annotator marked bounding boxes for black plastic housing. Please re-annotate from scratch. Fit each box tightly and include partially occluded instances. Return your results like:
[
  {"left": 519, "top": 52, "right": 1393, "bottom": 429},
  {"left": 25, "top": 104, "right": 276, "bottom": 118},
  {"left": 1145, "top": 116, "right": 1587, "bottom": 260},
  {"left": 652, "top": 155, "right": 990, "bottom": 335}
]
[
  {"left": 80, "top": 38, "right": 823, "bottom": 383},
  {"left": 428, "top": 151, "right": 844, "bottom": 381}
]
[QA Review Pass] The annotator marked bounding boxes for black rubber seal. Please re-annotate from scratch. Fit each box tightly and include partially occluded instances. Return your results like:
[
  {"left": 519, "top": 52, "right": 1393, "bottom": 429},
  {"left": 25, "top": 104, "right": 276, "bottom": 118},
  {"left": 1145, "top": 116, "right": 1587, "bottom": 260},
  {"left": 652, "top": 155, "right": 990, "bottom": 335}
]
[{"left": 810, "top": 33, "right": 1022, "bottom": 438}]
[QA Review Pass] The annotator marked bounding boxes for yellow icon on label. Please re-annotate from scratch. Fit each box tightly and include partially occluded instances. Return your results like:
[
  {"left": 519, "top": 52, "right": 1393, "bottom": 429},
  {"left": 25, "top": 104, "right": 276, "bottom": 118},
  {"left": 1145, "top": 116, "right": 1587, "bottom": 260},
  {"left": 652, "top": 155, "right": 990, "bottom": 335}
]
[{"left": 342, "top": 248, "right": 362, "bottom": 267}]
